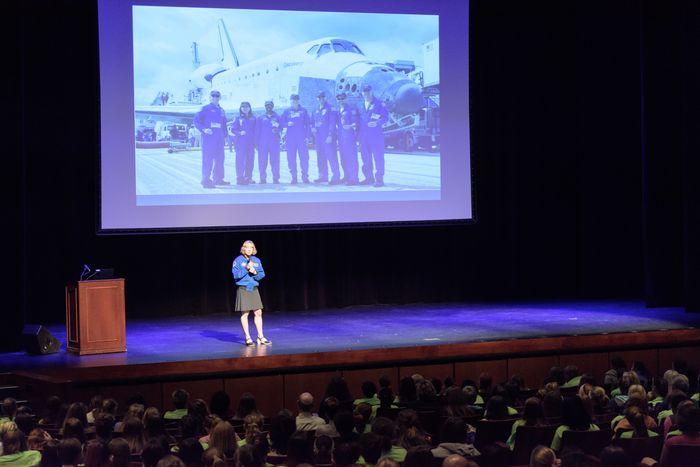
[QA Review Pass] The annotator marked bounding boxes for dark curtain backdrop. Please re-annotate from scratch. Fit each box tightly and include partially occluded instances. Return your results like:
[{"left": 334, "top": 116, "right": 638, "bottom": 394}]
[
  {"left": 6, "top": 0, "right": 697, "bottom": 351},
  {"left": 641, "top": 0, "right": 700, "bottom": 310}
]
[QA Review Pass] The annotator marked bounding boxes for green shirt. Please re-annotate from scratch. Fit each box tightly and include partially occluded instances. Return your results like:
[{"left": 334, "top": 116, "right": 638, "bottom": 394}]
[
  {"left": 692, "top": 393, "right": 699, "bottom": 402},
  {"left": 610, "top": 415, "right": 625, "bottom": 430},
  {"left": 551, "top": 424, "right": 600, "bottom": 452},
  {"left": 619, "top": 429, "right": 658, "bottom": 439},
  {"left": 163, "top": 408, "right": 188, "bottom": 420},
  {"left": 666, "top": 429, "right": 683, "bottom": 439},
  {"left": 506, "top": 419, "right": 527, "bottom": 449},
  {"left": 354, "top": 396, "right": 380, "bottom": 406},
  {"left": 561, "top": 376, "right": 582, "bottom": 389},
  {"left": 649, "top": 396, "right": 664, "bottom": 407},
  {"left": 657, "top": 409, "right": 673, "bottom": 425},
  {"left": 0, "top": 450, "right": 42, "bottom": 467},
  {"left": 385, "top": 445, "right": 407, "bottom": 462}
]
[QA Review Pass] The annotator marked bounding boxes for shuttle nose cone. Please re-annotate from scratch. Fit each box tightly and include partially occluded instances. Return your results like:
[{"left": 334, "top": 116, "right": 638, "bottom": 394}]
[{"left": 393, "top": 82, "right": 423, "bottom": 115}]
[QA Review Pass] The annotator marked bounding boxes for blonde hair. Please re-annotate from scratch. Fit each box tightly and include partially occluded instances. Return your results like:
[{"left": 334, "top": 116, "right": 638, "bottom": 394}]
[
  {"left": 240, "top": 240, "right": 257, "bottom": 255},
  {"left": 628, "top": 384, "right": 647, "bottom": 400},
  {"left": 243, "top": 413, "right": 263, "bottom": 444},
  {"left": 664, "top": 369, "right": 680, "bottom": 385}
]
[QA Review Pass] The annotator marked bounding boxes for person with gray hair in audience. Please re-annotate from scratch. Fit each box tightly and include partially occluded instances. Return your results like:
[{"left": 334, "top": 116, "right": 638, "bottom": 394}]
[{"left": 295, "top": 393, "right": 326, "bottom": 432}]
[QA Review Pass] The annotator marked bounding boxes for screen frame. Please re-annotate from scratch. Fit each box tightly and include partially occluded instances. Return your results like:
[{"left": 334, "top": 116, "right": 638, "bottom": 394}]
[{"left": 96, "top": 0, "right": 476, "bottom": 235}]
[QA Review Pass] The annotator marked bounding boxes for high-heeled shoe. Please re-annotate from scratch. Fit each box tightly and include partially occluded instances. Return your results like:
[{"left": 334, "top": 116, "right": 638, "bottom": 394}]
[
  {"left": 257, "top": 336, "right": 272, "bottom": 345},
  {"left": 245, "top": 337, "right": 254, "bottom": 346}
]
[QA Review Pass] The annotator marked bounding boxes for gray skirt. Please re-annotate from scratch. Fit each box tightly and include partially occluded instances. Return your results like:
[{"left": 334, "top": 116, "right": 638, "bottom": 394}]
[{"left": 235, "top": 286, "right": 263, "bottom": 312}]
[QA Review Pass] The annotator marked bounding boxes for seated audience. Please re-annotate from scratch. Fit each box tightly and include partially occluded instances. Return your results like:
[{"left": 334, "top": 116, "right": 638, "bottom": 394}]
[
  {"left": 550, "top": 396, "right": 599, "bottom": 452},
  {"left": 507, "top": 397, "right": 546, "bottom": 449},
  {"left": 357, "top": 432, "right": 382, "bottom": 466},
  {"left": 142, "top": 437, "right": 171, "bottom": 467},
  {"left": 232, "top": 393, "right": 262, "bottom": 422},
  {"left": 0, "top": 429, "right": 42, "bottom": 466},
  {"left": 268, "top": 410, "right": 295, "bottom": 456},
  {"left": 530, "top": 445, "right": 557, "bottom": 467},
  {"left": 354, "top": 381, "right": 380, "bottom": 407},
  {"left": 313, "top": 434, "right": 334, "bottom": 466},
  {"left": 395, "top": 409, "right": 430, "bottom": 449},
  {"left": 285, "top": 430, "right": 314, "bottom": 466},
  {"left": 295, "top": 392, "right": 325, "bottom": 431},
  {"left": 208, "top": 421, "right": 238, "bottom": 462},
  {"left": 430, "top": 416, "right": 480, "bottom": 460},
  {"left": 107, "top": 438, "right": 131, "bottom": 467},
  {"left": 164, "top": 389, "right": 189, "bottom": 420},
  {"left": 614, "top": 406, "right": 658, "bottom": 439},
  {"left": 333, "top": 440, "right": 362, "bottom": 467},
  {"left": 208, "top": 391, "right": 232, "bottom": 421},
  {"left": 58, "top": 437, "right": 83, "bottom": 467},
  {"left": 371, "top": 417, "right": 406, "bottom": 463},
  {"left": 561, "top": 365, "right": 582, "bottom": 389}
]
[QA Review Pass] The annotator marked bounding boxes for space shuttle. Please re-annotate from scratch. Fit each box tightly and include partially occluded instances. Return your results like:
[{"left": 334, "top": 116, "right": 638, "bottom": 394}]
[{"left": 135, "top": 19, "right": 423, "bottom": 124}]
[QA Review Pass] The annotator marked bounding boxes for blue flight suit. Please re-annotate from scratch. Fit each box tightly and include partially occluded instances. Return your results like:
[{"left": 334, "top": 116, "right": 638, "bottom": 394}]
[
  {"left": 281, "top": 106, "right": 311, "bottom": 182},
  {"left": 359, "top": 97, "right": 389, "bottom": 182},
  {"left": 231, "top": 115, "right": 256, "bottom": 182},
  {"left": 337, "top": 104, "right": 360, "bottom": 184},
  {"left": 194, "top": 103, "right": 227, "bottom": 185},
  {"left": 232, "top": 254, "right": 265, "bottom": 291},
  {"left": 312, "top": 101, "right": 340, "bottom": 182},
  {"left": 256, "top": 112, "right": 282, "bottom": 182}
]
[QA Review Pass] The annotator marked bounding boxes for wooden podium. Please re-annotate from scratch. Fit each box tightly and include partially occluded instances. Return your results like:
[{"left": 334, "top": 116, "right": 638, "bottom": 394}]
[{"left": 65, "top": 279, "right": 126, "bottom": 355}]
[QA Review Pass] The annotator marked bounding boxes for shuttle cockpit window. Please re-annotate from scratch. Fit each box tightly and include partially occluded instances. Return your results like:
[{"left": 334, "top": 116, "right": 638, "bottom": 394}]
[
  {"left": 306, "top": 44, "right": 320, "bottom": 56},
  {"left": 331, "top": 39, "right": 364, "bottom": 55},
  {"left": 318, "top": 43, "right": 332, "bottom": 56}
]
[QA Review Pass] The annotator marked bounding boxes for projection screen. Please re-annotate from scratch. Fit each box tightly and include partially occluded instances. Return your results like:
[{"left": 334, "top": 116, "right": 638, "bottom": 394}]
[{"left": 98, "top": 0, "right": 471, "bottom": 231}]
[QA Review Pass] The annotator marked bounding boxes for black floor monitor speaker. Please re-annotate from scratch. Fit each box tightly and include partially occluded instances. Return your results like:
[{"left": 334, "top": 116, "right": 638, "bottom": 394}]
[{"left": 22, "top": 324, "right": 61, "bottom": 355}]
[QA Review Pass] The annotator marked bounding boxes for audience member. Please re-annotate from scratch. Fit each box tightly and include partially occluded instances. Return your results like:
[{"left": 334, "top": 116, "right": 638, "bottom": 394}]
[
  {"left": 269, "top": 410, "right": 295, "bottom": 456},
  {"left": 142, "top": 437, "right": 171, "bottom": 467},
  {"left": 551, "top": 396, "right": 599, "bottom": 452},
  {"left": 295, "top": 393, "right": 325, "bottom": 432},
  {"left": 107, "top": 438, "right": 131, "bottom": 467},
  {"left": 58, "top": 437, "right": 83, "bottom": 467},
  {"left": 233, "top": 393, "right": 261, "bottom": 421},
  {"left": 164, "top": 390, "right": 189, "bottom": 420},
  {"left": 530, "top": 445, "right": 557, "bottom": 467},
  {"left": 209, "top": 391, "right": 232, "bottom": 420},
  {"left": 0, "top": 429, "right": 42, "bottom": 466},
  {"left": 507, "top": 397, "right": 546, "bottom": 449},
  {"left": 333, "top": 440, "right": 362, "bottom": 467},
  {"left": 208, "top": 421, "right": 237, "bottom": 461},
  {"left": 285, "top": 430, "right": 314, "bottom": 466},
  {"left": 355, "top": 381, "right": 380, "bottom": 406},
  {"left": 83, "top": 439, "right": 110, "bottom": 467},
  {"left": 431, "top": 417, "right": 479, "bottom": 459}
]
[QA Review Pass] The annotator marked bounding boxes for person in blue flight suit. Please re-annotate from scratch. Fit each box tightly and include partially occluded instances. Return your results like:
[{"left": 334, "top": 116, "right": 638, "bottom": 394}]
[
  {"left": 335, "top": 92, "right": 360, "bottom": 185},
  {"left": 255, "top": 100, "right": 281, "bottom": 184},
  {"left": 194, "top": 90, "right": 230, "bottom": 188},
  {"left": 232, "top": 240, "right": 270, "bottom": 347},
  {"left": 311, "top": 91, "right": 341, "bottom": 184},
  {"left": 359, "top": 85, "right": 389, "bottom": 187},
  {"left": 230, "top": 101, "right": 257, "bottom": 185},
  {"left": 281, "top": 94, "right": 311, "bottom": 184}
]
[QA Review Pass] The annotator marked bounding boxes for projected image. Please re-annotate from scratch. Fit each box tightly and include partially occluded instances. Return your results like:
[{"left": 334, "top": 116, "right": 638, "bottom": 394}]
[{"left": 133, "top": 6, "right": 440, "bottom": 206}]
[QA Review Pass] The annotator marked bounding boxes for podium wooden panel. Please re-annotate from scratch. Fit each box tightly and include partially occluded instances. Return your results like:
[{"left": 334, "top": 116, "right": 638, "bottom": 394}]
[{"left": 65, "top": 279, "right": 126, "bottom": 355}]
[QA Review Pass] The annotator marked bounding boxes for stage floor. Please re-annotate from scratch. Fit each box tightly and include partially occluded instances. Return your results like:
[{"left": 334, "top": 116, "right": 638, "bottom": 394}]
[{"left": 4, "top": 300, "right": 700, "bottom": 379}]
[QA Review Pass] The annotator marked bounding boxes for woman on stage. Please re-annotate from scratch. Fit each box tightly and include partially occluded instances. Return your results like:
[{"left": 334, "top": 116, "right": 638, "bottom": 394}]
[{"left": 232, "top": 240, "right": 271, "bottom": 346}]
